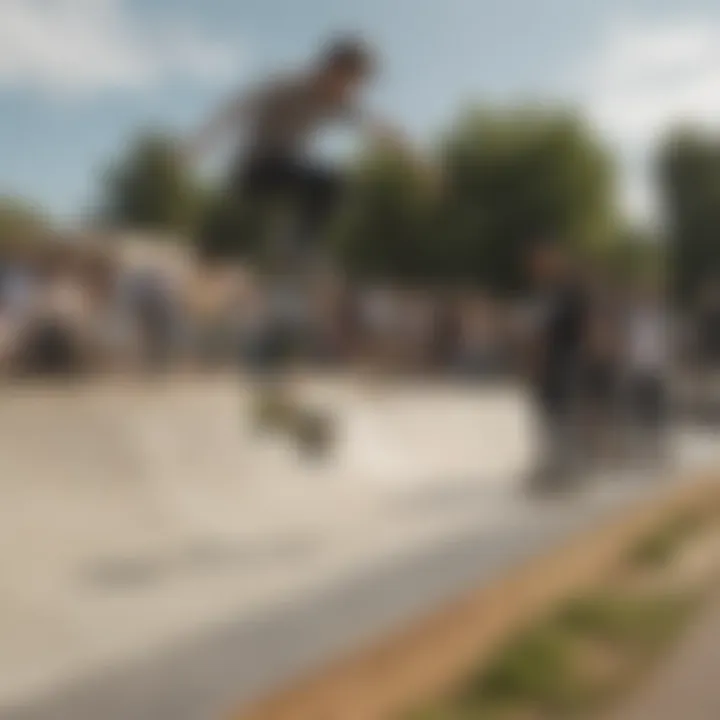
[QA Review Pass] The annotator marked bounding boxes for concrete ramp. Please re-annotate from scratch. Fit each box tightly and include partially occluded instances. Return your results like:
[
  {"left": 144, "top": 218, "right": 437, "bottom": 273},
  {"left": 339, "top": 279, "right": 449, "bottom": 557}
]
[
  {"left": 0, "top": 376, "right": 536, "bottom": 509},
  {"left": 0, "top": 377, "right": 714, "bottom": 719},
  {"left": 0, "top": 377, "right": 535, "bottom": 712}
]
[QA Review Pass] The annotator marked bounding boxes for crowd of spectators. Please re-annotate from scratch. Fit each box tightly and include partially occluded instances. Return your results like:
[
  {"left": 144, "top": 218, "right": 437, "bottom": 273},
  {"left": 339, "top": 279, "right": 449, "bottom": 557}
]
[{"left": 0, "top": 239, "right": 519, "bottom": 379}]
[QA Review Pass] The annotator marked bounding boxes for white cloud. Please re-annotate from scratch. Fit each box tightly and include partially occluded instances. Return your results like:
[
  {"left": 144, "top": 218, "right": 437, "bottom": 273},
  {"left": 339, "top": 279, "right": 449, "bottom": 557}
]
[
  {"left": 572, "top": 18, "right": 720, "bottom": 224},
  {"left": 0, "top": 0, "right": 241, "bottom": 95}
]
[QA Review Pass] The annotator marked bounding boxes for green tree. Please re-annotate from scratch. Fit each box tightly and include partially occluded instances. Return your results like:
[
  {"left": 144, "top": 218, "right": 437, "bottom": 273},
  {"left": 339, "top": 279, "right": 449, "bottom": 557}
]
[
  {"left": 438, "top": 107, "right": 616, "bottom": 292},
  {"left": 0, "top": 197, "right": 50, "bottom": 252},
  {"left": 101, "top": 131, "right": 205, "bottom": 236},
  {"left": 658, "top": 128, "right": 720, "bottom": 300},
  {"left": 333, "top": 108, "right": 616, "bottom": 290},
  {"left": 592, "top": 226, "right": 665, "bottom": 284},
  {"left": 196, "top": 190, "right": 265, "bottom": 262},
  {"left": 333, "top": 142, "right": 442, "bottom": 282}
]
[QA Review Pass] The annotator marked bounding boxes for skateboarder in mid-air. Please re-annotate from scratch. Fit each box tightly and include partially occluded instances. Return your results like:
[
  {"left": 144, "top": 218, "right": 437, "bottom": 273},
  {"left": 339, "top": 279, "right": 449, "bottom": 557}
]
[{"left": 185, "top": 36, "right": 398, "bottom": 455}]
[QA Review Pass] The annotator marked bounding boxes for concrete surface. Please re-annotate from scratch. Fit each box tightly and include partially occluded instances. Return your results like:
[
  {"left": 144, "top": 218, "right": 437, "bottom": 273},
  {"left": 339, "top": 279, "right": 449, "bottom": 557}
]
[
  {"left": 610, "top": 592, "right": 720, "bottom": 720},
  {"left": 0, "top": 376, "right": 716, "bottom": 720}
]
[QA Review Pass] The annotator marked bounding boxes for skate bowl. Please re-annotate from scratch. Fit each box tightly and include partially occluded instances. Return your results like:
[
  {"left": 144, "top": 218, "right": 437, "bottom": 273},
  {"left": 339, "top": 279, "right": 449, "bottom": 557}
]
[
  {"left": 0, "top": 375, "right": 716, "bottom": 720},
  {"left": 0, "top": 376, "right": 534, "bottom": 712},
  {"left": 0, "top": 375, "right": 537, "bottom": 488}
]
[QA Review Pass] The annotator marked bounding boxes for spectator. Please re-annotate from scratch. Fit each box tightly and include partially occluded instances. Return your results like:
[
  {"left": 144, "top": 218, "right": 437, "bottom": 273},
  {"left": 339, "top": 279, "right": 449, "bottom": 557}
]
[
  {"left": 15, "top": 256, "right": 89, "bottom": 377},
  {"left": 526, "top": 241, "right": 591, "bottom": 491},
  {"left": 624, "top": 276, "right": 670, "bottom": 467},
  {"left": 121, "top": 267, "right": 179, "bottom": 372},
  {"left": 697, "top": 278, "right": 720, "bottom": 368},
  {"left": 429, "top": 290, "right": 461, "bottom": 372},
  {"left": 581, "top": 277, "right": 624, "bottom": 468},
  {"left": 455, "top": 293, "right": 502, "bottom": 378},
  {"left": 360, "top": 286, "right": 401, "bottom": 371}
]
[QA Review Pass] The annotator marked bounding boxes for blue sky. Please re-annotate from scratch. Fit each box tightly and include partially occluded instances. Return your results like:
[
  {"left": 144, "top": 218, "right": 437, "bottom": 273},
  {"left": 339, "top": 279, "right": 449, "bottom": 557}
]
[{"left": 2, "top": 0, "right": 720, "bottom": 224}]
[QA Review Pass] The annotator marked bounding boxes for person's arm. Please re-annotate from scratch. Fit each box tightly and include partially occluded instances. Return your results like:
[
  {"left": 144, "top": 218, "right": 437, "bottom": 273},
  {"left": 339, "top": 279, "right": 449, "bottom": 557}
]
[
  {"left": 184, "top": 89, "right": 258, "bottom": 163},
  {"left": 360, "top": 114, "right": 408, "bottom": 148},
  {"left": 336, "top": 100, "right": 407, "bottom": 149}
]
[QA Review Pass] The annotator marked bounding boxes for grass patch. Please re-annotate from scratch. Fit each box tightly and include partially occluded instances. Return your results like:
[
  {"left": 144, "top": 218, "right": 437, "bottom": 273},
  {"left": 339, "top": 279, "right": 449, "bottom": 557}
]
[
  {"left": 405, "top": 506, "right": 718, "bottom": 720},
  {"left": 558, "top": 594, "right": 693, "bottom": 650},
  {"left": 468, "top": 625, "right": 577, "bottom": 709},
  {"left": 409, "top": 595, "right": 695, "bottom": 720},
  {"left": 630, "top": 511, "right": 704, "bottom": 568}
]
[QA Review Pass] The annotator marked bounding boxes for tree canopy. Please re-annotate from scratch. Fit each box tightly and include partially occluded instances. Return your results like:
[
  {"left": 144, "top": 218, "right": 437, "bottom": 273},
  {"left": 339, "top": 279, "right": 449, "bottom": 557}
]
[
  {"left": 0, "top": 197, "right": 51, "bottom": 253},
  {"left": 658, "top": 128, "right": 720, "bottom": 300},
  {"left": 335, "top": 108, "right": 616, "bottom": 292},
  {"left": 94, "top": 107, "right": 630, "bottom": 292},
  {"left": 100, "top": 132, "right": 205, "bottom": 236}
]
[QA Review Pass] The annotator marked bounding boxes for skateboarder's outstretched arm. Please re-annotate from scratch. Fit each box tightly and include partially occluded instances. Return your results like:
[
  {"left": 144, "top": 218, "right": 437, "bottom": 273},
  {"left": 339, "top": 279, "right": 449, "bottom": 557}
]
[{"left": 184, "top": 88, "right": 261, "bottom": 163}]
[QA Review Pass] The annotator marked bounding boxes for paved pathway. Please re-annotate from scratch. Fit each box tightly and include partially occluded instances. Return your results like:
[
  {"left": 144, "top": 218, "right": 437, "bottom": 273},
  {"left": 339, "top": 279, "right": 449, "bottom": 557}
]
[{"left": 610, "top": 593, "right": 720, "bottom": 720}]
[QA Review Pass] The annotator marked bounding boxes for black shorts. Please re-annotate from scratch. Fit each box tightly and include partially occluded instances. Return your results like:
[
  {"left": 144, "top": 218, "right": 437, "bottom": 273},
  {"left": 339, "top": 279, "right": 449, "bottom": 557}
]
[
  {"left": 235, "top": 156, "right": 342, "bottom": 239},
  {"left": 235, "top": 155, "right": 339, "bottom": 195},
  {"left": 200, "top": 156, "right": 343, "bottom": 260}
]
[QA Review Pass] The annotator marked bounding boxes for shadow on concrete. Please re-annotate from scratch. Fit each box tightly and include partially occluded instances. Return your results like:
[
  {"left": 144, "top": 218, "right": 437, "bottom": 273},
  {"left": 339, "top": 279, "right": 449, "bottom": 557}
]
[
  {"left": 384, "top": 477, "right": 515, "bottom": 516},
  {"left": 81, "top": 531, "right": 322, "bottom": 592}
]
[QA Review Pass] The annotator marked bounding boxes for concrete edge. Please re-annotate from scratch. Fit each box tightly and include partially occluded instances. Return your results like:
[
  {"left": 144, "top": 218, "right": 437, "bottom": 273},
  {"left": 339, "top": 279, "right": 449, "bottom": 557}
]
[{"left": 234, "top": 472, "right": 720, "bottom": 720}]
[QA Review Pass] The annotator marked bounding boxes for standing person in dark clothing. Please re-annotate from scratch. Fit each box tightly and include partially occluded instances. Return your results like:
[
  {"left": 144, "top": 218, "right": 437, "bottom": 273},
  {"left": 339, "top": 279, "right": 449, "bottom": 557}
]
[
  {"left": 526, "top": 242, "right": 591, "bottom": 492},
  {"left": 697, "top": 279, "right": 720, "bottom": 368},
  {"left": 694, "top": 279, "right": 720, "bottom": 424}
]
